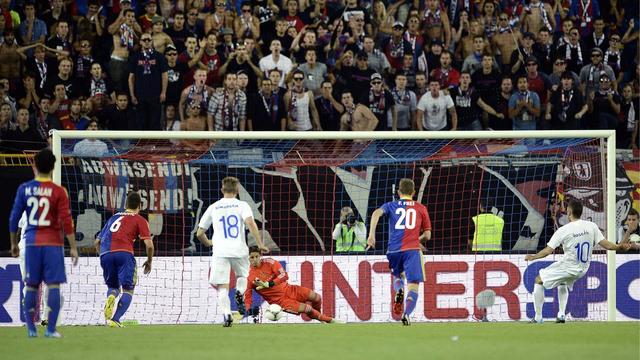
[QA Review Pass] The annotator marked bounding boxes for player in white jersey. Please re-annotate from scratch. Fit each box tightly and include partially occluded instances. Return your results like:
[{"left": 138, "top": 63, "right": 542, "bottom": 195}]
[
  {"left": 525, "top": 199, "right": 628, "bottom": 323},
  {"left": 196, "top": 176, "right": 269, "bottom": 327},
  {"left": 17, "top": 213, "right": 51, "bottom": 326}
]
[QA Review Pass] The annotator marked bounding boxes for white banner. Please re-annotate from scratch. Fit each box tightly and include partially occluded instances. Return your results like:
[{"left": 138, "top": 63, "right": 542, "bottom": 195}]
[{"left": 0, "top": 255, "right": 638, "bottom": 326}]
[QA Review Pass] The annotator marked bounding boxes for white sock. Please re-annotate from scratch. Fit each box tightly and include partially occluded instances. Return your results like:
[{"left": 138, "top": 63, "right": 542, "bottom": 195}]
[
  {"left": 534, "top": 284, "right": 545, "bottom": 321},
  {"left": 557, "top": 285, "right": 568, "bottom": 318},
  {"left": 235, "top": 277, "right": 247, "bottom": 295},
  {"left": 217, "top": 288, "right": 231, "bottom": 315}
]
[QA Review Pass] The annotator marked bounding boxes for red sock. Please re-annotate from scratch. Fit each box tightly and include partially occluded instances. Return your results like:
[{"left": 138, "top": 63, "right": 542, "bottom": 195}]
[
  {"left": 307, "top": 308, "right": 332, "bottom": 323},
  {"left": 311, "top": 294, "right": 322, "bottom": 312}
]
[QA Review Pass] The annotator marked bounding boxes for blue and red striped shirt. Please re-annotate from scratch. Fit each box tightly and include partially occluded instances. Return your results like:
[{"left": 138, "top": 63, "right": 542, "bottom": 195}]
[
  {"left": 98, "top": 212, "right": 151, "bottom": 255},
  {"left": 9, "top": 178, "right": 74, "bottom": 247},
  {"left": 381, "top": 198, "right": 431, "bottom": 253}
]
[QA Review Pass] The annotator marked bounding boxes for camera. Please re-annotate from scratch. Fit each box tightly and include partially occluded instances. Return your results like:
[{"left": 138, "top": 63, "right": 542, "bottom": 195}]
[{"left": 345, "top": 214, "right": 357, "bottom": 226}]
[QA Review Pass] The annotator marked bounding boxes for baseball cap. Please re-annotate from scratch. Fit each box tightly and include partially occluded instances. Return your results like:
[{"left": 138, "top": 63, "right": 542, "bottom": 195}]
[
  {"left": 221, "top": 27, "right": 233, "bottom": 35},
  {"left": 370, "top": 73, "right": 382, "bottom": 82},
  {"left": 392, "top": 21, "right": 404, "bottom": 29},
  {"left": 166, "top": 44, "right": 177, "bottom": 52},
  {"left": 152, "top": 15, "right": 164, "bottom": 24},
  {"left": 526, "top": 55, "right": 538, "bottom": 64}
]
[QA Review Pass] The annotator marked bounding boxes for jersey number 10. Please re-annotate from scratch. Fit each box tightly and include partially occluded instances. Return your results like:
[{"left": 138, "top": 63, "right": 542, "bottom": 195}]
[{"left": 394, "top": 208, "right": 416, "bottom": 230}]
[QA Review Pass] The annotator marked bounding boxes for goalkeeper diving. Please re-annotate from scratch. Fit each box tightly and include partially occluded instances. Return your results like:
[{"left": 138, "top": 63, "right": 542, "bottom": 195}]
[{"left": 244, "top": 246, "right": 343, "bottom": 323}]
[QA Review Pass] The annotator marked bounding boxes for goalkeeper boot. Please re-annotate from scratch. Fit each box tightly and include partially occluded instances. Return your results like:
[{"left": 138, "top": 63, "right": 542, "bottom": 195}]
[
  {"left": 235, "top": 290, "right": 246, "bottom": 316},
  {"left": 393, "top": 289, "right": 404, "bottom": 316},
  {"left": 104, "top": 294, "right": 117, "bottom": 322},
  {"left": 401, "top": 314, "right": 411, "bottom": 326},
  {"left": 555, "top": 315, "right": 566, "bottom": 324},
  {"left": 223, "top": 314, "right": 233, "bottom": 328}
]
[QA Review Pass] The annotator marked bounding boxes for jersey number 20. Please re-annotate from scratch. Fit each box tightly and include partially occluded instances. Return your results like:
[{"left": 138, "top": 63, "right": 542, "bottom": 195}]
[
  {"left": 26, "top": 197, "right": 51, "bottom": 226},
  {"left": 394, "top": 208, "right": 416, "bottom": 230}
]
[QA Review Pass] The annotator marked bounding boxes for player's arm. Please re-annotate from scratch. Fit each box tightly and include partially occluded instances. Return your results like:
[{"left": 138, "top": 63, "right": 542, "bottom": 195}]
[
  {"left": 598, "top": 239, "right": 629, "bottom": 252},
  {"left": 419, "top": 206, "right": 432, "bottom": 245},
  {"left": 196, "top": 227, "right": 213, "bottom": 247},
  {"left": 8, "top": 186, "right": 26, "bottom": 257},
  {"left": 139, "top": 217, "right": 155, "bottom": 274},
  {"left": 525, "top": 246, "right": 555, "bottom": 261},
  {"left": 255, "top": 260, "right": 288, "bottom": 290},
  {"left": 367, "top": 208, "right": 385, "bottom": 249},
  {"left": 196, "top": 207, "right": 214, "bottom": 247},
  {"left": 59, "top": 188, "right": 78, "bottom": 265},
  {"left": 245, "top": 216, "right": 269, "bottom": 254}
]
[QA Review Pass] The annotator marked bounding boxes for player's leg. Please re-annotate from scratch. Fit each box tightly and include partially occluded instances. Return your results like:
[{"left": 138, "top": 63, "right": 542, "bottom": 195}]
[
  {"left": 556, "top": 284, "right": 569, "bottom": 322},
  {"left": 23, "top": 246, "right": 42, "bottom": 337},
  {"left": 230, "top": 256, "right": 249, "bottom": 315},
  {"left": 532, "top": 275, "right": 545, "bottom": 323},
  {"left": 110, "top": 253, "right": 137, "bottom": 326},
  {"left": 100, "top": 253, "right": 121, "bottom": 322},
  {"left": 42, "top": 246, "right": 67, "bottom": 337},
  {"left": 401, "top": 250, "right": 425, "bottom": 325},
  {"left": 282, "top": 299, "right": 335, "bottom": 323},
  {"left": 209, "top": 256, "right": 233, "bottom": 327},
  {"left": 386, "top": 252, "right": 405, "bottom": 316}
]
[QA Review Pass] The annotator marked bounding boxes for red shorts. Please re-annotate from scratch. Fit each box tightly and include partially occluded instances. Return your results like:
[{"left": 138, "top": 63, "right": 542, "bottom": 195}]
[{"left": 278, "top": 285, "right": 312, "bottom": 314}]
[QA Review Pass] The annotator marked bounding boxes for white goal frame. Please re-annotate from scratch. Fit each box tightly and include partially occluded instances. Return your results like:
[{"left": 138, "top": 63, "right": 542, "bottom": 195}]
[{"left": 51, "top": 130, "right": 618, "bottom": 321}]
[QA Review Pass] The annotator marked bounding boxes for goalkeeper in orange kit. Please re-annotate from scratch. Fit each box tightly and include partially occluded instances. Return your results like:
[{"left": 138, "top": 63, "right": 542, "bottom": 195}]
[{"left": 244, "top": 246, "right": 343, "bottom": 323}]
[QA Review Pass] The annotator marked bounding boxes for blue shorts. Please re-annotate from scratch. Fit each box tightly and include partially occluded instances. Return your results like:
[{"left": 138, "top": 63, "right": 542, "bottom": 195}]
[
  {"left": 24, "top": 246, "right": 66, "bottom": 286},
  {"left": 387, "top": 249, "right": 425, "bottom": 283},
  {"left": 101, "top": 252, "right": 137, "bottom": 290}
]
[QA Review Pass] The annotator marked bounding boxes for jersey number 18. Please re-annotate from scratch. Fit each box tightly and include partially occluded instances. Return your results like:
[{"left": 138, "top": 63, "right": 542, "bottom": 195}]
[{"left": 219, "top": 215, "right": 239, "bottom": 239}]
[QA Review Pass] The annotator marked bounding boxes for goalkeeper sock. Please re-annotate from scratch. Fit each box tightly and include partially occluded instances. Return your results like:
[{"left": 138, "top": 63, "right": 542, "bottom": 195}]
[
  {"left": 393, "top": 276, "right": 404, "bottom": 293},
  {"left": 24, "top": 286, "right": 38, "bottom": 332},
  {"left": 217, "top": 288, "right": 231, "bottom": 315},
  {"left": 404, "top": 290, "right": 418, "bottom": 316},
  {"left": 311, "top": 294, "right": 322, "bottom": 312},
  {"left": 112, "top": 292, "right": 133, "bottom": 322},
  {"left": 533, "top": 284, "right": 544, "bottom": 321},
  {"left": 46, "top": 287, "right": 61, "bottom": 334},
  {"left": 307, "top": 308, "right": 332, "bottom": 323},
  {"left": 557, "top": 285, "right": 568, "bottom": 318}
]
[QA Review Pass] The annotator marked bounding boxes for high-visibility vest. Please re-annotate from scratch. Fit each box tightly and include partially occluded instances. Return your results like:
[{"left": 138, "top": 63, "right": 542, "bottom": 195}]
[
  {"left": 336, "top": 223, "right": 367, "bottom": 252},
  {"left": 472, "top": 213, "right": 504, "bottom": 251}
]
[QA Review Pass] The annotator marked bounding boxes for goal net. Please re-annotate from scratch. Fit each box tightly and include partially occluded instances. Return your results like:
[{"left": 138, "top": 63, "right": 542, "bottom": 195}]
[{"left": 52, "top": 131, "right": 617, "bottom": 324}]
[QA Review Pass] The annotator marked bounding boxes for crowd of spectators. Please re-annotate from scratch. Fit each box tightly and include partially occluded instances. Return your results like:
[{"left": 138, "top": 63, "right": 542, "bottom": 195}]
[{"left": 0, "top": 0, "right": 638, "bottom": 153}]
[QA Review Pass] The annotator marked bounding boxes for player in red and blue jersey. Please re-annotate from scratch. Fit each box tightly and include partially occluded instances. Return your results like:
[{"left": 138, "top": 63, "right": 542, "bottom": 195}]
[
  {"left": 95, "top": 191, "right": 154, "bottom": 328},
  {"left": 368, "top": 178, "right": 431, "bottom": 325},
  {"left": 9, "top": 148, "right": 78, "bottom": 338}
]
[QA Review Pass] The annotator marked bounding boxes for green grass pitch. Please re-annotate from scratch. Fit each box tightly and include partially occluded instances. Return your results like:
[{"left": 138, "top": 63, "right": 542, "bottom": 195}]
[{"left": 1, "top": 322, "right": 638, "bottom": 360}]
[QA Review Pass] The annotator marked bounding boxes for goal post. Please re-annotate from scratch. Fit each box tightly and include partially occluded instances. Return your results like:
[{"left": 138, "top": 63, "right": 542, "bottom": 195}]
[{"left": 50, "top": 129, "right": 618, "bottom": 323}]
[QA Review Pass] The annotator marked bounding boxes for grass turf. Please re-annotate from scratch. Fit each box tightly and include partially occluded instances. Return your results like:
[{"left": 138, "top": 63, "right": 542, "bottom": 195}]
[{"left": 0, "top": 322, "right": 638, "bottom": 360}]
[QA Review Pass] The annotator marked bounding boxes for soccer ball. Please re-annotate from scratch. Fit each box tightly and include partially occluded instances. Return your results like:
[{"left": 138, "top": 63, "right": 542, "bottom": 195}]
[{"left": 264, "top": 304, "right": 283, "bottom": 321}]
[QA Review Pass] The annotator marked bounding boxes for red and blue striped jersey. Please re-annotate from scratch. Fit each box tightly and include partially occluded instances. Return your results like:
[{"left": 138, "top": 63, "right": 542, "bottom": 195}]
[
  {"left": 97, "top": 212, "right": 151, "bottom": 255},
  {"left": 381, "top": 199, "right": 431, "bottom": 253},
  {"left": 9, "top": 178, "right": 74, "bottom": 247}
]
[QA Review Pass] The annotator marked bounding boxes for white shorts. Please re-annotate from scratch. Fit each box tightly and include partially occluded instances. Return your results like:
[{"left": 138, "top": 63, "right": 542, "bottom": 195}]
[
  {"left": 208, "top": 255, "right": 249, "bottom": 285},
  {"left": 539, "top": 262, "right": 585, "bottom": 291},
  {"left": 19, "top": 247, "right": 25, "bottom": 279}
]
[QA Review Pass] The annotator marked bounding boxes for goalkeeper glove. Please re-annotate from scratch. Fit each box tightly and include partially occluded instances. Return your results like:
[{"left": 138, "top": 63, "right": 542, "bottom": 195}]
[{"left": 255, "top": 279, "right": 275, "bottom": 290}]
